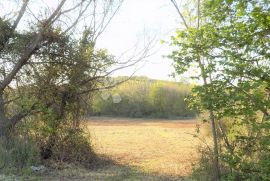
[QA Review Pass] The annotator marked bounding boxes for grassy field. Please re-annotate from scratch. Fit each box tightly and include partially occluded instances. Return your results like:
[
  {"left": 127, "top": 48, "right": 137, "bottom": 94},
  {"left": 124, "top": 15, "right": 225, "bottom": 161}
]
[
  {"left": 20, "top": 117, "right": 199, "bottom": 181},
  {"left": 83, "top": 117, "right": 199, "bottom": 180}
]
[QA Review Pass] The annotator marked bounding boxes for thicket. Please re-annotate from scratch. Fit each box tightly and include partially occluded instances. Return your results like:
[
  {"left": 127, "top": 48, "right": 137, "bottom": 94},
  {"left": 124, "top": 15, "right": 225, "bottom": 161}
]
[
  {"left": 90, "top": 76, "right": 195, "bottom": 118},
  {"left": 0, "top": 0, "right": 125, "bottom": 175}
]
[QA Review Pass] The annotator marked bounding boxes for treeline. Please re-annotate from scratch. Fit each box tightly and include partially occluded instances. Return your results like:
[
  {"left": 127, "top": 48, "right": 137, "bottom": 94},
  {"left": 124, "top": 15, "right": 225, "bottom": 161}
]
[{"left": 89, "top": 76, "right": 195, "bottom": 118}]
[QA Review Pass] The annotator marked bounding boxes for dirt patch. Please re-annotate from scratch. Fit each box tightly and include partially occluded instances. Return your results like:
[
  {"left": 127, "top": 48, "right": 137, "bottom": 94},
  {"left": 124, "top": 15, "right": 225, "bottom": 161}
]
[{"left": 84, "top": 117, "right": 197, "bottom": 128}]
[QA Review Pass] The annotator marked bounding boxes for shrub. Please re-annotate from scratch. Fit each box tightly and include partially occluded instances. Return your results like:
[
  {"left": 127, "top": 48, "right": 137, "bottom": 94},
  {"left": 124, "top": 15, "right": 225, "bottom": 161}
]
[
  {"left": 192, "top": 145, "right": 216, "bottom": 181},
  {"left": 50, "top": 127, "right": 97, "bottom": 168},
  {"left": 12, "top": 105, "right": 97, "bottom": 169},
  {"left": 193, "top": 114, "right": 270, "bottom": 180},
  {"left": 19, "top": 116, "right": 97, "bottom": 168},
  {"left": 0, "top": 135, "right": 40, "bottom": 171}
]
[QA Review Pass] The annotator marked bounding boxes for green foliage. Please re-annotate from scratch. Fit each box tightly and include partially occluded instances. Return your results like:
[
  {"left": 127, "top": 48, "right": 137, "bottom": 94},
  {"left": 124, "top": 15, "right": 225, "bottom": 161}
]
[
  {"left": 0, "top": 0, "right": 123, "bottom": 177},
  {"left": 48, "top": 127, "right": 96, "bottom": 167},
  {"left": 0, "top": 135, "right": 40, "bottom": 171},
  {"left": 16, "top": 109, "right": 97, "bottom": 168},
  {"left": 149, "top": 81, "right": 191, "bottom": 117},
  {"left": 191, "top": 146, "right": 216, "bottom": 181},
  {"left": 0, "top": 25, "right": 112, "bottom": 170},
  {"left": 0, "top": 18, "right": 12, "bottom": 50},
  {"left": 90, "top": 77, "right": 195, "bottom": 118},
  {"left": 170, "top": 0, "right": 270, "bottom": 179}
]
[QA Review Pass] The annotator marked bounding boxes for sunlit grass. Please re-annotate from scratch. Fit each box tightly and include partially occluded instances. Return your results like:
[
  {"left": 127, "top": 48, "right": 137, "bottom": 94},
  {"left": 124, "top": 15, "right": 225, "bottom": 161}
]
[
  {"left": 85, "top": 117, "right": 199, "bottom": 177},
  {"left": 20, "top": 117, "right": 199, "bottom": 180}
]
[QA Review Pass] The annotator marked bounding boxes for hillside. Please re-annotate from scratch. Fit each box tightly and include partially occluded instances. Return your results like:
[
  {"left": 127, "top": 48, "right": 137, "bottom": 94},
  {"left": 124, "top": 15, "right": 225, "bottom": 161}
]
[{"left": 89, "top": 76, "right": 196, "bottom": 118}]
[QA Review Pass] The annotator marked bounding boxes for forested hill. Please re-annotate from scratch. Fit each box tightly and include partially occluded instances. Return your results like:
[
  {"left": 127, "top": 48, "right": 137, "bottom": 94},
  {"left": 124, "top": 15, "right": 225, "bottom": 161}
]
[{"left": 89, "top": 76, "right": 196, "bottom": 118}]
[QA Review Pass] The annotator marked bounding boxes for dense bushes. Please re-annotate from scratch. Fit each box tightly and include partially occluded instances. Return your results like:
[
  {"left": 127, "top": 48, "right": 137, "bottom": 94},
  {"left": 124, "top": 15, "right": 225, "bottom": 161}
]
[
  {"left": 0, "top": 113, "right": 97, "bottom": 174},
  {"left": 90, "top": 77, "right": 195, "bottom": 118},
  {"left": 0, "top": 135, "right": 40, "bottom": 173},
  {"left": 11, "top": 91, "right": 98, "bottom": 168},
  {"left": 193, "top": 114, "right": 270, "bottom": 181}
]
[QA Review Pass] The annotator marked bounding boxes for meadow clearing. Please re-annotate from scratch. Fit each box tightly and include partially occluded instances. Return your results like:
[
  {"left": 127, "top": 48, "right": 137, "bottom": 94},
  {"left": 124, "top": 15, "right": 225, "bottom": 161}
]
[{"left": 81, "top": 117, "right": 199, "bottom": 180}]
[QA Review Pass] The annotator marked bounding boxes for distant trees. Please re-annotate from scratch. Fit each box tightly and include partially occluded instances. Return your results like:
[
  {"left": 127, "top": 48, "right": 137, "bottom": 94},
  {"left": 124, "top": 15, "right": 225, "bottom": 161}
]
[
  {"left": 90, "top": 77, "right": 195, "bottom": 118},
  {"left": 149, "top": 81, "right": 191, "bottom": 117}
]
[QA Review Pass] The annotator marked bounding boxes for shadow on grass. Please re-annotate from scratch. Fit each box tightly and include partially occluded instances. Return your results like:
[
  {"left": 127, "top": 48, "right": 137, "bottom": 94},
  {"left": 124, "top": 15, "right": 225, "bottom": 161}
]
[{"left": 38, "top": 155, "right": 193, "bottom": 181}]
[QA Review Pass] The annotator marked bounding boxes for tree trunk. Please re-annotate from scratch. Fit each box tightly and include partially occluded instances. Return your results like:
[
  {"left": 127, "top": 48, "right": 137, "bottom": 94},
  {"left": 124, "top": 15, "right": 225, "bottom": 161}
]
[
  {"left": 209, "top": 110, "right": 221, "bottom": 180},
  {"left": 198, "top": 59, "right": 221, "bottom": 180},
  {"left": 0, "top": 92, "right": 8, "bottom": 137}
]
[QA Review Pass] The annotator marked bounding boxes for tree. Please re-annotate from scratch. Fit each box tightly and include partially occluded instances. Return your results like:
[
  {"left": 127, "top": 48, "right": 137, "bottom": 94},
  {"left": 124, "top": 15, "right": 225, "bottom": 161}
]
[
  {"left": 0, "top": 0, "right": 151, "bottom": 136},
  {"left": 169, "top": 0, "right": 221, "bottom": 179},
  {"left": 199, "top": 1, "right": 270, "bottom": 179},
  {"left": 0, "top": 0, "right": 130, "bottom": 163},
  {"left": 0, "top": 0, "right": 155, "bottom": 163},
  {"left": 170, "top": 0, "right": 270, "bottom": 179}
]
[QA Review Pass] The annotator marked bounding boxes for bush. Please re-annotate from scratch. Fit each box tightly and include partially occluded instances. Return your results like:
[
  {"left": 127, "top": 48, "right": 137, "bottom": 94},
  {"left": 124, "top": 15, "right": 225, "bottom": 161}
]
[
  {"left": 19, "top": 116, "right": 97, "bottom": 168},
  {"left": 193, "top": 113, "right": 270, "bottom": 180},
  {"left": 0, "top": 135, "right": 40, "bottom": 171},
  {"left": 50, "top": 127, "right": 97, "bottom": 168},
  {"left": 11, "top": 106, "right": 97, "bottom": 170},
  {"left": 192, "top": 146, "right": 216, "bottom": 181}
]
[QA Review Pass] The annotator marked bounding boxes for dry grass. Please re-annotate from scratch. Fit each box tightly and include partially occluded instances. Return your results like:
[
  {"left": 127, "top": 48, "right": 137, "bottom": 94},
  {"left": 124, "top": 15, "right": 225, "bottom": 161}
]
[
  {"left": 84, "top": 117, "right": 199, "bottom": 178},
  {"left": 23, "top": 117, "right": 199, "bottom": 181}
]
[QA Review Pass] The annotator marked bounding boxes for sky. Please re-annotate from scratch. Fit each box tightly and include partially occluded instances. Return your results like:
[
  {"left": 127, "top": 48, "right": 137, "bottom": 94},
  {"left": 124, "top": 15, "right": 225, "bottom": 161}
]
[
  {"left": 95, "top": 0, "right": 183, "bottom": 81},
  {"left": 1, "top": 0, "right": 184, "bottom": 81}
]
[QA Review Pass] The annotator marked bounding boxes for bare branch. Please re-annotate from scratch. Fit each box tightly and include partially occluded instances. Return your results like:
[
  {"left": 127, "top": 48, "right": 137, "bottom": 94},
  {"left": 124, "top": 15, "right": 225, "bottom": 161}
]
[
  {"left": 0, "top": 0, "right": 29, "bottom": 53},
  {"left": 93, "top": 1, "right": 123, "bottom": 43},
  {"left": 170, "top": 0, "right": 189, "bottom": 29},
  {"left": 197, "top": 0, "right": 200, "bottom": 29},
  {"left": 0, "top": 0, "right": 67, "bottom": 91},
  {"left": 63, "top": 0, "right": 93, "bottom": 34},
  {"left": 12, "top": 0, "right": 30, "bottom": 30}
]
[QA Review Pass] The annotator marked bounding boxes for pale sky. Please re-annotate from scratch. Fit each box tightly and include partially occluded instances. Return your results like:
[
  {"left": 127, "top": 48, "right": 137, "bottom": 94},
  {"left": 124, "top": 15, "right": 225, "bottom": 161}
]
[
  {"left": 2, "top": 0, "right": 185, "bottom": 81},
  {"left": 96, "top": 0, "right": 183, "bottom": 80}
]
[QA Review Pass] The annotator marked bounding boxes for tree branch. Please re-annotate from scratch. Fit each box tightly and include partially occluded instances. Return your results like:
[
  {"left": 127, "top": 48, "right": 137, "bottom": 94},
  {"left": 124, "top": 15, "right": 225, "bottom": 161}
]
[
  {"left": 170, "top": 0, "right": 189, "bottom": 29},
  {"left": 0, "top": 0, "right": 67, "bottom": 92}
]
